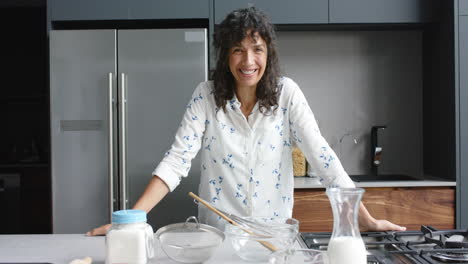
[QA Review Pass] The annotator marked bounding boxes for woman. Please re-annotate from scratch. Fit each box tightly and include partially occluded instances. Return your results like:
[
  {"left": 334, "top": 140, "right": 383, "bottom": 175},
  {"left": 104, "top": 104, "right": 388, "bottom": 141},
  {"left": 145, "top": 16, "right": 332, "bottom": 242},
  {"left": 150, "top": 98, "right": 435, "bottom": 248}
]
[{"left": 87, "top": 7, "right": 405, "bottom": 236}]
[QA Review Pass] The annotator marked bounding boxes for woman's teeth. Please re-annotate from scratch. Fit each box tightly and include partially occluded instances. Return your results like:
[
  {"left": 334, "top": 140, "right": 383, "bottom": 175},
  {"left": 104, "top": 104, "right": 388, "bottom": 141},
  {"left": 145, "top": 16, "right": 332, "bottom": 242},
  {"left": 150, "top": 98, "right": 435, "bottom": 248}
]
[{"left": 240, "top": 69, "right": 256, "bottom": 74}]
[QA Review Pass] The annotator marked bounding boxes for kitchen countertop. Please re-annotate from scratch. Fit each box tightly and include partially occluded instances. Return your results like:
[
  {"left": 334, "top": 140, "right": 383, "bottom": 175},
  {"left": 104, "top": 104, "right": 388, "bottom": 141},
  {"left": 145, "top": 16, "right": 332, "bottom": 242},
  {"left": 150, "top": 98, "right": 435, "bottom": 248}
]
[
  {"left": 0, "top": 234, "right": 273, "bottom": 264},
  {"left": 294, "top": 176, "right": 456, "bottom": 189}
]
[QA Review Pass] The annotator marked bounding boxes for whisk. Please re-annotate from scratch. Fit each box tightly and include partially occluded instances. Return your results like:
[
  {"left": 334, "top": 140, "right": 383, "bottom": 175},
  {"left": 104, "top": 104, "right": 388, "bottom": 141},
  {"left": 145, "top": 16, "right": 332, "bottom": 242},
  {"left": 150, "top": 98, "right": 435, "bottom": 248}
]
[{"left": 190, "top": 193, "right": 293, "bottom": 237}]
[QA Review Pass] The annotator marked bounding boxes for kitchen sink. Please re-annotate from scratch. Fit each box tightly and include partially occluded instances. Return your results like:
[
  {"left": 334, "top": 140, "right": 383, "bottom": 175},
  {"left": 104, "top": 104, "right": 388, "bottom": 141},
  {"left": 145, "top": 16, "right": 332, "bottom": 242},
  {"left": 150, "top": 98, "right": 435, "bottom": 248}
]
[{"left": 350, "top": 174, "right": 422, "bottom": 182}]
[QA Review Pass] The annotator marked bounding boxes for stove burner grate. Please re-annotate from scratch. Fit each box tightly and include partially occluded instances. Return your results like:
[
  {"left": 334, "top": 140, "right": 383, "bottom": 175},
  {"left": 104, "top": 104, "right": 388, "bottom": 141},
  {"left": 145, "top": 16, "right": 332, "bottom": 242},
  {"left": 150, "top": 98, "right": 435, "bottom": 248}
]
[{"left": 430, "top": 252, "right": 468, "bottom": 263}]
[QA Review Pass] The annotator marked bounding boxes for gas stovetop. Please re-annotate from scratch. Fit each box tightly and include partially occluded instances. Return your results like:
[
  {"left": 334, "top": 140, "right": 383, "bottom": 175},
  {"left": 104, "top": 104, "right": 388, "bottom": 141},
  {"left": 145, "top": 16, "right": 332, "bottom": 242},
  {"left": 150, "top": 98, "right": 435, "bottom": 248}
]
[{"left": 300, "top": 226, "right": 468, "bottom": 264}]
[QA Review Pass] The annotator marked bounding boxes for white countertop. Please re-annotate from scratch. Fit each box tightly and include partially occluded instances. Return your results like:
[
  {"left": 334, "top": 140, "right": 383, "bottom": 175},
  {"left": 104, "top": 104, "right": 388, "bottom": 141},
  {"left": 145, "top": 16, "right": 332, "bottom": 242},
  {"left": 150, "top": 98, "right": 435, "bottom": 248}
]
[
  {"left": 0, "top": 234, "right": 275, "bottom": 264},
  {"left": 294, "top": 176, "right": 456, "bottom": 189}
]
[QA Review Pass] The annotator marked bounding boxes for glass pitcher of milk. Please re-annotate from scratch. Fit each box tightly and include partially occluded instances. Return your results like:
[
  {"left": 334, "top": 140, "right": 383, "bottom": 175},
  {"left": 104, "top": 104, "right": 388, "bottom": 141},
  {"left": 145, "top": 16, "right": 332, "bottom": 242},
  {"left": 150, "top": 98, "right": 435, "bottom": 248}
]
[{"left": 326, "top": 187, "right": 366, "bottom": 264}]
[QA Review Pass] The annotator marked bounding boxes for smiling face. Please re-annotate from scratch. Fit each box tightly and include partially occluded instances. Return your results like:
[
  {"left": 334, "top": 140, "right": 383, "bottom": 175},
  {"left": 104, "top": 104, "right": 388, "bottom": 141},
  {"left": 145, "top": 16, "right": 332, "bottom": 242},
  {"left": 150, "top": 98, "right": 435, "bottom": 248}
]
[{"left": 228, "top": 32, "right": 268, "bottom": 90}]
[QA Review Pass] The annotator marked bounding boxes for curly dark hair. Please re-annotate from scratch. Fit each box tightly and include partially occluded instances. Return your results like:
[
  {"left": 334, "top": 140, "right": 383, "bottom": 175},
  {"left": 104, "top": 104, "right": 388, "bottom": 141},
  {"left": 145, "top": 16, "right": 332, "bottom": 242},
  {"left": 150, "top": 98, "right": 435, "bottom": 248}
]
[{"left": 212, "top": 7, "right": 281, "bottom": 114}]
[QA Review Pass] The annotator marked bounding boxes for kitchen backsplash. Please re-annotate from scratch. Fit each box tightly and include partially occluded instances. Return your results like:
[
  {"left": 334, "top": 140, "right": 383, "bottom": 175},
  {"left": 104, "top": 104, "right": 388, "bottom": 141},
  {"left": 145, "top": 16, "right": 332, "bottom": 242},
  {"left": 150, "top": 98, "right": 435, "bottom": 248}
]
[{"left": 277, "top": 30, "right": 423, "bottom": 177}]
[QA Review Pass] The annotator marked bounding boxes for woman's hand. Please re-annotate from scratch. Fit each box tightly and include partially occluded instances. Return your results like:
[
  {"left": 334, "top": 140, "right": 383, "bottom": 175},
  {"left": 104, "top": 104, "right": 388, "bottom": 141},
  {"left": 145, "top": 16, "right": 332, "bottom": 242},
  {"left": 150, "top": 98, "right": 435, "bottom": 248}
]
[
  {"left": 360, "top": 218, "right": 406, "bottom": 232},
  {"left": 86, "top": 224, "right": 111, "bottom": 236},
  {"left": 359, "top": 202, "right": 406, "bottom": 232}
]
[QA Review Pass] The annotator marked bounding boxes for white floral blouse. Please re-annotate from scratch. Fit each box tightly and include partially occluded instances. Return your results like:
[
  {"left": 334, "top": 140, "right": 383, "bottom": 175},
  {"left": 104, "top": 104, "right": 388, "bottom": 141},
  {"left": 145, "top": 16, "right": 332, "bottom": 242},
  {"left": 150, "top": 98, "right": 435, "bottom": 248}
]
[{"left": 153, "top": 77, "right": 355, "bottom": 229}]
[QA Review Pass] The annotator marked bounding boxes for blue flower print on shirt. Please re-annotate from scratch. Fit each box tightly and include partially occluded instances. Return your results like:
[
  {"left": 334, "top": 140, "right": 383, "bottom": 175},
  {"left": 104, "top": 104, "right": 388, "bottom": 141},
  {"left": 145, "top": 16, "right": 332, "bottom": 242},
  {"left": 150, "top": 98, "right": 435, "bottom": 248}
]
[
  {"left": 182, "top": 159, "right": 187, "bottom": 165},
  {"left": 230, "top": 128, "right": 235, "bottom": 134},
  {"left": 273, "top": 212, "right": 279, "bottom": 217},
  {"left": 205, "top": 119, "right": 210, "bottom": 125},
  {"left": 183, "top": 135, "right": 189, "bottom": 141},
  {"left": 270, "top": 144, "right": 276, "bottom": 151},
  {"left": 253, "top": 192, "right": 258, "bottom": 198},
  {"left": 249, "top": 177, "right": 254, "bottom": 183},
  {"left": 319, "top": 146, "right": 335, "bottom": 169},
  {"left": 266, "top": 200, "right": 271, "bottom": 206},
  {"left": 282, "top": 196, "right": 287, "bottom": 203},
  {"left": 192, "top": 116, "right": 198, "bottom": 121},
  {"left": 283, "top": 140, "right": 292, "bottom": 147},
  {"left": 187, "top": 103, "right": 192, "bottom": 109},
  {"left": 220, "top": 122, "right": 226, "bottom": 130},
  {"left": 215, "top": 187, "right": 221, "bottom": 195},
  {"left": 256, "top": 180, "right": 260, "bottom": 187},
  {"left": 193, "top": 93, "right": 203, "bottom": 103},
  {"left": 209, "top": 179, "right": 216, "bottom": 185},
  {"left": 242, "top": 199, "right": 247, "bottom": 205},
  {"left": 235, "top": 192, "right": 243, "bottom": 198},
  {"left": 222, "top": 154, "right": 235, "bottom": 169},
  {"left": 275, "top": 183, "right": 280, "bottom": 189},
  {"left": 164, "top": 151, "right": 170, "bottom": 156},
  {"left": 291, "top": 130, "right": 303, "bottom": 143},
  {"left": 212, "top": 197, "right": 219, "bottom": 203},
  {"left": 237, "top": 184, "right": 243, "bottom": 191},
  {"left": 281, "top": 107, "right": 287, "bottom": 115},
  {"left": 218, "top": 176, "right": 224, "bottom": 184}
]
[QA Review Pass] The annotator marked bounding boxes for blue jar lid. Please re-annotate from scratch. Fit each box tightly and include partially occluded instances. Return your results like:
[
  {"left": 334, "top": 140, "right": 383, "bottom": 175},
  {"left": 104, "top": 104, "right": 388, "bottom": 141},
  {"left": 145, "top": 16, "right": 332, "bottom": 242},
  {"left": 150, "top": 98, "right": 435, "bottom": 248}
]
[{"left": 112, "top": 209, "right": 147, "bottom": 224}]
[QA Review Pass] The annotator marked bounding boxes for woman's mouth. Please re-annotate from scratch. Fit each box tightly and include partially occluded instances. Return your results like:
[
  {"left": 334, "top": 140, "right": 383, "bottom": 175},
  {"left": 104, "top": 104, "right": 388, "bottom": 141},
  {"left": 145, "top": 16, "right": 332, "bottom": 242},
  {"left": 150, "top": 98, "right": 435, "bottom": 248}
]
[{"left": 240, "top": 69, "right": 257, "bottom": 75}]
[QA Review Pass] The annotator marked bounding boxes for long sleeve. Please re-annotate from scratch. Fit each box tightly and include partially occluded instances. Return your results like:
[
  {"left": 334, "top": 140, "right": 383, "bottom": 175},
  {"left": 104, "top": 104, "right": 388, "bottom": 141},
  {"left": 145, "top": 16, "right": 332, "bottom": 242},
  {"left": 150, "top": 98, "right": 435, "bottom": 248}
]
[
  {"left": 287, "top": 79, "right": 355, "bottom": 188},
  {"left": 152, "top": 82, "right": 207, "bottom": 191}
]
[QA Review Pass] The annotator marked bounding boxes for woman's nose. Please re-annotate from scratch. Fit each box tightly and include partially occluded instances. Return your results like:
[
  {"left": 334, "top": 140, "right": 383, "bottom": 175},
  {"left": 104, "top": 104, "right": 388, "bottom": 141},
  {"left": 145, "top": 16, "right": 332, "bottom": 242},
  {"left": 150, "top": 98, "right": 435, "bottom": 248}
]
[{"left": 242, "top": 50, "right": 255, "bottom": 65}]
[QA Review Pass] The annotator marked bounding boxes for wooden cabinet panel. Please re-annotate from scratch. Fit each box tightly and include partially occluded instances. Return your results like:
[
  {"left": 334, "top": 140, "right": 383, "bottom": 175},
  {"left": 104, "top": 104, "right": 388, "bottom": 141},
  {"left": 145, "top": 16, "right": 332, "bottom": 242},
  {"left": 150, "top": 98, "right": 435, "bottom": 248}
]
[{"left": 293, "top": 187, "right": 455, "bottom": 232}]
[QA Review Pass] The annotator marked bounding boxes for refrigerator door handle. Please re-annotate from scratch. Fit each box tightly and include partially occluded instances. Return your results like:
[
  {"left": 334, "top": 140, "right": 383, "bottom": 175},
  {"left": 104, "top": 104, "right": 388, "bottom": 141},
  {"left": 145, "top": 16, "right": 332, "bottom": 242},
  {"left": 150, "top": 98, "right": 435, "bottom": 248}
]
[
  {"left": 119, "top": 73, "right": 128, "bottom": 210},
  {"left": 108, "top": 72, "right": 115, "bottom": 219}
]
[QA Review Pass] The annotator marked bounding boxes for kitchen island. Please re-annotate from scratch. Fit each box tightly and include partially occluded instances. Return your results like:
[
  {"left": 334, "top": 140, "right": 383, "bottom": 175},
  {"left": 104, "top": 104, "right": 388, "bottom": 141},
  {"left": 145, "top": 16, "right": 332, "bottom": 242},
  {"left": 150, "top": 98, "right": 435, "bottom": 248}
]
[{"left": 0, "top": 234, "right": 260, "bottom": 264}]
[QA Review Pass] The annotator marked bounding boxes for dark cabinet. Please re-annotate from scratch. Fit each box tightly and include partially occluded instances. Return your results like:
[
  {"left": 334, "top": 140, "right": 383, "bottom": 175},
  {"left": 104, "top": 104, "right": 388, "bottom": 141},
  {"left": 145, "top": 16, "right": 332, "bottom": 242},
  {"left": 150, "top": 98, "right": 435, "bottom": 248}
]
[
  {"left": 48, "top": 0, "right": 209, "bottom": 21},
  {"left": 213, "top": 0, "right": 328, "bottom": 24},
  {"left": 329, "top": 0, "right": 438, "bottom": 23},
  {"left": 458, "top": 15, "right": 468, "bottom": 229}
]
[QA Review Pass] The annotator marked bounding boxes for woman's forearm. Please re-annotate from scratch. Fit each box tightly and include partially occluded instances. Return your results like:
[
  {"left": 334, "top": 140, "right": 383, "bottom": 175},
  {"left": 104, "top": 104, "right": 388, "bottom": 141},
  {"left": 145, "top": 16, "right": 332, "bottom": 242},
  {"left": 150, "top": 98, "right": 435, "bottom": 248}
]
[
  {"left": 359, "top": 202, "right": 377, "bottom": 230},
  {"left": 132, "top": 175, "right": 170, "bottom": 213}
]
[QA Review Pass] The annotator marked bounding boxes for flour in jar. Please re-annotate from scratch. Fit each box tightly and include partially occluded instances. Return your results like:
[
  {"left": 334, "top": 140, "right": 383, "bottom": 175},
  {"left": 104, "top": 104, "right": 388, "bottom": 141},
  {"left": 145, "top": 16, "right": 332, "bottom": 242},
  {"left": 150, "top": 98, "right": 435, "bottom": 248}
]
[
  {"left": 106, "top": 229, "right": 147, "bottom": 264},
  {"left": 327, "top": 236, "right": 367, "bottom": 264}
]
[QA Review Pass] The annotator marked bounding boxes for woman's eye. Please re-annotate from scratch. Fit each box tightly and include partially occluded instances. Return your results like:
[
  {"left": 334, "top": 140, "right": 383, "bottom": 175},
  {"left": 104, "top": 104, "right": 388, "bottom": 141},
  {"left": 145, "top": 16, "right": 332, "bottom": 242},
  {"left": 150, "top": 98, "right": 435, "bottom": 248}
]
[{"left": 232, "top": 48, "right": 242, "bottom": 53}]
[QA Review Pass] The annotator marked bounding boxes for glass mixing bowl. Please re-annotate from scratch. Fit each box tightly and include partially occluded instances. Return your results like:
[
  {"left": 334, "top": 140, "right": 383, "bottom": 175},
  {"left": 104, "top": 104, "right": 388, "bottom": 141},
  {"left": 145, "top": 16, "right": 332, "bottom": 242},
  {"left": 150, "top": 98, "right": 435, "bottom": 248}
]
[
  {"left": 269, "top": 248, "right": 328, "bottom": 264},
  {"left": 224, "top": 217, "right": 299, "bottom": 262}
]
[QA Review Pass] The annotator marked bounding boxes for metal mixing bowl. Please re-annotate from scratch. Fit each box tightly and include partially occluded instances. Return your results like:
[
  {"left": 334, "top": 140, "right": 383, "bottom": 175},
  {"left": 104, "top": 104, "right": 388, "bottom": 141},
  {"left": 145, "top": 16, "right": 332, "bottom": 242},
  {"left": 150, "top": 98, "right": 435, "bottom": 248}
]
[{"left": 155, "top": 216, "right": 225, "bottom": 263}]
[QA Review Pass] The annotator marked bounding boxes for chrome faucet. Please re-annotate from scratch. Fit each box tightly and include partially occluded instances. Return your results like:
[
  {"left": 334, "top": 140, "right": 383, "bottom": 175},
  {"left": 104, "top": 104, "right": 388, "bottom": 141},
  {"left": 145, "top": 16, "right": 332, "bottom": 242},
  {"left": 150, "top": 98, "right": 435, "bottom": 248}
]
[{"left": 371, "top": 125, "right": 386, "bottom": 176}]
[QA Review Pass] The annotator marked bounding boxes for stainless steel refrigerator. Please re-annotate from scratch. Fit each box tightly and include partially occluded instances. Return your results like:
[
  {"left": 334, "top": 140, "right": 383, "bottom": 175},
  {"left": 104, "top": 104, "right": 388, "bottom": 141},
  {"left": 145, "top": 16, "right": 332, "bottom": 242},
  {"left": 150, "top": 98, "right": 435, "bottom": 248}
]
[{"left": 50, "top": 29, "right": 207, "bottom": 233}]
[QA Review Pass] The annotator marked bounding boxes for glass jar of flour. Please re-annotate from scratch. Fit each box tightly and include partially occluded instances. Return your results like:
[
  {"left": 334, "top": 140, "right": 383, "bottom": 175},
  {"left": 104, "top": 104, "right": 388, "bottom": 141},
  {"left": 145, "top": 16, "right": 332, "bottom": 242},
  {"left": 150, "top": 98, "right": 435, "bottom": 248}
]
[{"left": 106, "top": 210, "right": 154, "bottom": 264}]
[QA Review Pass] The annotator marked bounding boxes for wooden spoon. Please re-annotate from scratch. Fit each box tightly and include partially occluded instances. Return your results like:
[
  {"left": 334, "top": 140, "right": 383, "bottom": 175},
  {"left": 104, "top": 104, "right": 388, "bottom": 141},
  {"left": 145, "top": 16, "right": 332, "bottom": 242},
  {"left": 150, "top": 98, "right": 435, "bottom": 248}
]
[{"left": 188, "top": 192, "right": 278, "bottom": 252}]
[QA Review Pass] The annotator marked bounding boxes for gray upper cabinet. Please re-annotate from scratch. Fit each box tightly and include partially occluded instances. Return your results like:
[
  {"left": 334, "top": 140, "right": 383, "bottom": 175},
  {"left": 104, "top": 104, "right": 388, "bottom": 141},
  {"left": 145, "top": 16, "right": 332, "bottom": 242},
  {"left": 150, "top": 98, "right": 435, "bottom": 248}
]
[
  {"left": 48, "top": 0, "right": 209, "bottom": 21},
  {"left": 461, "top": 0, "right": 468, "bottom": 15},
  {"left": 329, "top": 0, "right": 438, "bottom": 23},
  {"left": 214, "top": 0, "right": 328, "bottom": 24}
]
